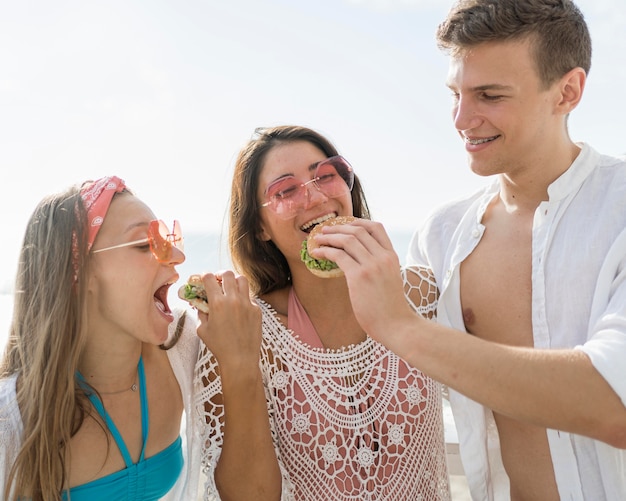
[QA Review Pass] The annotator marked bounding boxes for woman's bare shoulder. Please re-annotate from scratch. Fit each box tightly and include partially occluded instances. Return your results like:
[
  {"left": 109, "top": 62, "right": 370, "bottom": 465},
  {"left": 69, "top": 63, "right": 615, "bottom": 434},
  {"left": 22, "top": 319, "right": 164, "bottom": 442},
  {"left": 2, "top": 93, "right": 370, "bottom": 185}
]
[{"left": 259, "top": 288, "right": 289, "bottom": 319}]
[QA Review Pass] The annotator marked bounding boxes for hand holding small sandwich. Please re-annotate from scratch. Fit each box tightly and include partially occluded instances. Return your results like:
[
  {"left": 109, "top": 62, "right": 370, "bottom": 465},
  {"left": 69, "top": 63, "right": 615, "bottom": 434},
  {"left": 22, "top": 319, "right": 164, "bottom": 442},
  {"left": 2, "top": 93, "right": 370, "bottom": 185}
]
[
  {"left": 178, "top": 271, "right": 262, "bottom": 370},
  {"left": 305, "top": 217, "right": 414, "bottom": 348}
]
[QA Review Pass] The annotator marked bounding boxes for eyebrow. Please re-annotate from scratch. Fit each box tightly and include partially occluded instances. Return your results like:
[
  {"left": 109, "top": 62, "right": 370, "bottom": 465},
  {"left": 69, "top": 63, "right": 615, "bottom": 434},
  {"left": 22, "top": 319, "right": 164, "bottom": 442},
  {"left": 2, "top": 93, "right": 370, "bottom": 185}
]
[
  {"left": 266, "top": 161, "right": 322, "bottom": 185},
  {"left": 120, "top": 221, "right": 150, "bottom": 236},
  {"left": 447, "top": 82, "right": 515, "bottom": 92},
  {"left": 472, "top": 84, "right": 514, "bottom": 92}
]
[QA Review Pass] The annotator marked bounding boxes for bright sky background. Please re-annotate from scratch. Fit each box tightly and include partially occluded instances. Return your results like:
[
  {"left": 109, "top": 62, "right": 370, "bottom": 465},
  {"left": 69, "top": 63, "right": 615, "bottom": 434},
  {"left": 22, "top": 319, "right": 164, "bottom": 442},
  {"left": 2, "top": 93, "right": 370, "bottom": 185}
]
[{"left": 1, "top": 0, "right": 625, "bottom": 293}]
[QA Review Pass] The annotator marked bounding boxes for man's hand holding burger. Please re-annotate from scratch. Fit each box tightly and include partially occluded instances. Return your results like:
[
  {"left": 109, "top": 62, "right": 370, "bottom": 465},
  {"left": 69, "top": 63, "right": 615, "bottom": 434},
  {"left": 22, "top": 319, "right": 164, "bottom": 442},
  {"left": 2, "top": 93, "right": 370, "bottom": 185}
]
[
  {"left": 300, "top": 216, "right": 355, "bottom": 278},
  {"left": 306, "top": 218, "right": 418, "bottom": 353}
]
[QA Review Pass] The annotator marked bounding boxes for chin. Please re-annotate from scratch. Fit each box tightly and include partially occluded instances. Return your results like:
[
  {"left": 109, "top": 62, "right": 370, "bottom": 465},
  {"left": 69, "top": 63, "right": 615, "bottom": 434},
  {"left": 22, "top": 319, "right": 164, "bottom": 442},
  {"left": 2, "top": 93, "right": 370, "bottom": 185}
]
[
  {"left": 468, "top": 159, "right": 500, "bottom": 178},
  {"left": 148, "top": 322, "right": 171, "bottom": 346}
]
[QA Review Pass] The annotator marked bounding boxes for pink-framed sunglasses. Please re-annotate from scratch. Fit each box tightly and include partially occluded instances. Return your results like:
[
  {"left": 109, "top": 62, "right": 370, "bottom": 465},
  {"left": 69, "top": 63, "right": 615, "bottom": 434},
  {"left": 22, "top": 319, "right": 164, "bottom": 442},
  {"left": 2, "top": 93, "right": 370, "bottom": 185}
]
[{"left": 260, "top": 155, "right": 355, "bottom": 219}]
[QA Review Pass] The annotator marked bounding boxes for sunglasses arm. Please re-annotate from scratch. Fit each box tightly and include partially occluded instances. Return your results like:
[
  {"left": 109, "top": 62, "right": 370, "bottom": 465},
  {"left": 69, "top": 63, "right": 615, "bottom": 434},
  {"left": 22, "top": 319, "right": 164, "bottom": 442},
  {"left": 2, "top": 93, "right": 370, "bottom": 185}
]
[{"left": 91, "top": 238, "right": 150, "bottom": 254}]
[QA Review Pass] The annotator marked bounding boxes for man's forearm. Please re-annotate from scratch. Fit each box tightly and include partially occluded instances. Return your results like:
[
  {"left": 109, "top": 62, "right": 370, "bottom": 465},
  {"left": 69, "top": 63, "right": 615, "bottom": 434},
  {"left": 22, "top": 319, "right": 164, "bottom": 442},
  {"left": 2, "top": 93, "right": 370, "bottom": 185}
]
[{"left": 392, "top": 317, "right": 626, "bottom": 447}]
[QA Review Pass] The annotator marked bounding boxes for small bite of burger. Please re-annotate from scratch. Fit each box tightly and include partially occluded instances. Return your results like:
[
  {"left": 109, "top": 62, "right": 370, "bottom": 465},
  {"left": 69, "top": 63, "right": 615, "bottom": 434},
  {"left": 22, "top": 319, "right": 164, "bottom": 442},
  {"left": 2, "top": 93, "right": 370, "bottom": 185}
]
[
  {"left": 178, "top": 274, "right": 210, "bottom": 313},
  {"left": 300, "top": 215, "right": 355, "bottom": 278}
]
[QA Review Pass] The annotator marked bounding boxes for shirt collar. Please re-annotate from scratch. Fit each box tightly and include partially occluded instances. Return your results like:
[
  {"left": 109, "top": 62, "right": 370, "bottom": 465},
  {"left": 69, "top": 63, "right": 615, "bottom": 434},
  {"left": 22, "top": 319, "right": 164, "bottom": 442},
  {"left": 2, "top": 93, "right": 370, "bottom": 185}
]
[{"left": 546, "top": 142, "right": 598, "bottom": 202}]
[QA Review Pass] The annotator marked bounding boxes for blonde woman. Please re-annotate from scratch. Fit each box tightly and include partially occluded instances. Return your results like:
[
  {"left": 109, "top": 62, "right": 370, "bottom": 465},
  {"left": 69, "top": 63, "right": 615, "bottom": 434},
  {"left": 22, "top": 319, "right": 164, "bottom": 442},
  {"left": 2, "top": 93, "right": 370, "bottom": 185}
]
[{"left": 0, "top": 176, "right": 201, "bottom": 500}]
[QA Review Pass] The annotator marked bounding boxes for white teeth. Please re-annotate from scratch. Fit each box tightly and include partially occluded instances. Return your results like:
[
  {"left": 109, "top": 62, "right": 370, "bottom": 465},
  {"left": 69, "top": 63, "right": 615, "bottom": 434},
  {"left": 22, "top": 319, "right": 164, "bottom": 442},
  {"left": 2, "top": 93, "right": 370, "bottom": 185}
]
[
  {"left": 301, "top": 214, "right": 335, "bottom": 231},
  {"left": 466, "top": 135, "right": 498, "bottom": 145}
]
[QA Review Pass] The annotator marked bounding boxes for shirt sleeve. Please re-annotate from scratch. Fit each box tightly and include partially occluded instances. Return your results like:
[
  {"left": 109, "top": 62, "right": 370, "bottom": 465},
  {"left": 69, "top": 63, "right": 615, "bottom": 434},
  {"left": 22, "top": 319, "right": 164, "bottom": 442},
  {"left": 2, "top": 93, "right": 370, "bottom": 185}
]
[{"left": 576, "top": 228, "right": 626, "bottom": 406}]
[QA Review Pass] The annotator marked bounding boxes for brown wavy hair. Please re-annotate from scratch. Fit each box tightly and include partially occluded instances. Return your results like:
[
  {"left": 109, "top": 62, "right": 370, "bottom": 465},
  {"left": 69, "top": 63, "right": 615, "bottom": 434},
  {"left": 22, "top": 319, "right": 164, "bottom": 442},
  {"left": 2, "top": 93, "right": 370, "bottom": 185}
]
[
  {"left": 229, "top": 125, "right": 371, "bottom": 296},
  {"left": 436, "top": 0, "right": 592, "bottom": 88}
]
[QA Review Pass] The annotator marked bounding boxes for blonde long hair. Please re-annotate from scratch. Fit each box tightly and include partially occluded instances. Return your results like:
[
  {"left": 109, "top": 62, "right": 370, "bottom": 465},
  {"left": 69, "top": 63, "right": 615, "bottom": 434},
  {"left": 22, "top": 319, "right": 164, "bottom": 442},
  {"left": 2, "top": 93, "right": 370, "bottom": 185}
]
[{"left": 1, "top": 184, "right": 91, "bottom": 500}]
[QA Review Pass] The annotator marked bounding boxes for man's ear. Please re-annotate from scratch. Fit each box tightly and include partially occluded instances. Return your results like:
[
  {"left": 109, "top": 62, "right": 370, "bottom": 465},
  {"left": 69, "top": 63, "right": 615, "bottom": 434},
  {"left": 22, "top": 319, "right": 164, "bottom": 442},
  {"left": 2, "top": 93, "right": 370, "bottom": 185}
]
[{"left": 555, "top": 67, "right": 586, "bottom": 115}]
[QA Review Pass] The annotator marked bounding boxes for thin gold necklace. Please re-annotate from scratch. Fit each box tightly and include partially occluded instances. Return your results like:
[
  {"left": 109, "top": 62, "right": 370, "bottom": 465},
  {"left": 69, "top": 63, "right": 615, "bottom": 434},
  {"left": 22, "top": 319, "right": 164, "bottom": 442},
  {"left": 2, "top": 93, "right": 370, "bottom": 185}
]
[{"left": 97, "top": 372, "right": 138, "bottom": 395}]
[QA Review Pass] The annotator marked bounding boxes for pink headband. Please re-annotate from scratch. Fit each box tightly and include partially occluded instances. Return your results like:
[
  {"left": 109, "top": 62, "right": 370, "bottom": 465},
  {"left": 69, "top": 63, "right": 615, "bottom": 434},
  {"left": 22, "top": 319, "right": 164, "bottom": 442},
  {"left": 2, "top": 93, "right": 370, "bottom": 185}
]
[{"left": 80, "top": 176, "right": 126, "bottom": 250}]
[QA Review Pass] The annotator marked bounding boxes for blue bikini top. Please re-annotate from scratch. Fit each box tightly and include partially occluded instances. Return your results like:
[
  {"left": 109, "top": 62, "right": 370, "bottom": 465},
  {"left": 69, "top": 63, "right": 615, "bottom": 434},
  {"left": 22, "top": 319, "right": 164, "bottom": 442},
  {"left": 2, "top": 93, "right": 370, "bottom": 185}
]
[{"left": 69, "top": 357, "right": 183, "bottom": 501}]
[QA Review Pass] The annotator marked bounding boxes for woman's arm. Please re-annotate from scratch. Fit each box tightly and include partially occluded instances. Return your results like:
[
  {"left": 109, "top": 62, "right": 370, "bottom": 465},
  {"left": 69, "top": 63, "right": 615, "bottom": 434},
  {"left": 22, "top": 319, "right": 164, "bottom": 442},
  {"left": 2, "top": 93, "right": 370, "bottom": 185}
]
[{"left": 195, "top": 271, "right": 281, "bottom": 501}]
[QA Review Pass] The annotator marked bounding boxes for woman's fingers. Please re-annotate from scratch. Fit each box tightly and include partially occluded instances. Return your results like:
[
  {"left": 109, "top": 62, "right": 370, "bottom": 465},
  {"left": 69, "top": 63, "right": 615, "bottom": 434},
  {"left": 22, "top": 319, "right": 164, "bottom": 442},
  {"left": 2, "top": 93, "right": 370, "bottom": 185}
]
[{"left": 195, "top": 270, "right": 262, "bottom": 369}]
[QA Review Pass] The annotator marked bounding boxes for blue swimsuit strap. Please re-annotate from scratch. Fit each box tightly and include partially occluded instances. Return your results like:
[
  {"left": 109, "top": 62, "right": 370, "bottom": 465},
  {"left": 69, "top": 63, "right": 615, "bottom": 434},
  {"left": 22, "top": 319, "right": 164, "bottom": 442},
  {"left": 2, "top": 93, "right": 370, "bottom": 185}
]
[{"left": 76, "top": 357, "right": 149, "bottom": 467}]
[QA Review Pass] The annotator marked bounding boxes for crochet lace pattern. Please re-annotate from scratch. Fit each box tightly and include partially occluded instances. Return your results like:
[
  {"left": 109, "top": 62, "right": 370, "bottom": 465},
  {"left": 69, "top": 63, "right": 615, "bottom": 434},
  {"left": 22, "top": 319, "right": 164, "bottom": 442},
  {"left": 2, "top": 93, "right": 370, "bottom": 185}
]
[{"left": 195, "top": 266, "right": 450, "bottom": 500}]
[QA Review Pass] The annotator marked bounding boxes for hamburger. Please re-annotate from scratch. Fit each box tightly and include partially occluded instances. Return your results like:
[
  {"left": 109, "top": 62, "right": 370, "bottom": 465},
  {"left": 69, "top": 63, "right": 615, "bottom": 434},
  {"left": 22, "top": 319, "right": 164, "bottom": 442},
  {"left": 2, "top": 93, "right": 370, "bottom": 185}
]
[
  {"left": 300, "top": 216, "right": 355, "bottom": 278},
  {"left": 178, "top": 274, "right": 210, "bottom": 313}
]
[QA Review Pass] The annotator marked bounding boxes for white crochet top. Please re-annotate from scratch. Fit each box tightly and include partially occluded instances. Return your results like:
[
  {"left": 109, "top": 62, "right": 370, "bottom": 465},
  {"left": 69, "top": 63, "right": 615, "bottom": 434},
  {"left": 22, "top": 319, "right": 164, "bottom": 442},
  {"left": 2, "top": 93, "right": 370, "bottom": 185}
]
[{"left": 195, "top": 267, "right": 450, "bottom": 500}]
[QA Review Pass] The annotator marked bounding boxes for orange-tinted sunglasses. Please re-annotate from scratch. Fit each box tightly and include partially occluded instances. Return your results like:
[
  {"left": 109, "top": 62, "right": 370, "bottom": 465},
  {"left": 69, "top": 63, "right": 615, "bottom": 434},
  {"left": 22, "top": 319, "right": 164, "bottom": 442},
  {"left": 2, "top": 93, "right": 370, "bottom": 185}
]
[{"left": 91, "top": 220, "right": 184, "bottom": 263}]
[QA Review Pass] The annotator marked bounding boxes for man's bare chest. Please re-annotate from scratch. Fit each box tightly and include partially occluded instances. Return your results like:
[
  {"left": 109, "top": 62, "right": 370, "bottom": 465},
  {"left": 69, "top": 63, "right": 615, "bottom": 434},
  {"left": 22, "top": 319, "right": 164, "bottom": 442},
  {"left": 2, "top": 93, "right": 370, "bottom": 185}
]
[{"left": 459, "top": 217, "right": 534, "bottom": 346}]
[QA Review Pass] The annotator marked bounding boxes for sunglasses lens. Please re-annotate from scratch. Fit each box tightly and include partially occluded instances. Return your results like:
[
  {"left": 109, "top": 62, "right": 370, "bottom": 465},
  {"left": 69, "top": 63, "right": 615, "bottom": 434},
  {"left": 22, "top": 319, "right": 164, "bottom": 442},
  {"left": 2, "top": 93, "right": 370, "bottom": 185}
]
[
  {"left": 265, "top": 178, "right": 303, "bottom": 216},
  {"left": 171, "top": 220, "right": 184, "bottom": 251},
  {"left": 315, "top": 157, "right": 354, "bottom": 197},
  {"left": 148, "top": 220, "right": 184, "bottom": 262}
]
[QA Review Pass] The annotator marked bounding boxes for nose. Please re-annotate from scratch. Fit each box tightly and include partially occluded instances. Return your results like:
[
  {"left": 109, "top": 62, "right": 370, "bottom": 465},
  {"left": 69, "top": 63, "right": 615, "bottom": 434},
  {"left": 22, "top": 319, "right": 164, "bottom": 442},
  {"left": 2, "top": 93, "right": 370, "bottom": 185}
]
[
  {"left": 168, "top": 245, "right": 186, "bottom": 266},
  {"left": 302, "top": 178, "right": 327, "bottom": 207},
  {"left": 452, "top": 94, "right": 481, "bottom": 132}
]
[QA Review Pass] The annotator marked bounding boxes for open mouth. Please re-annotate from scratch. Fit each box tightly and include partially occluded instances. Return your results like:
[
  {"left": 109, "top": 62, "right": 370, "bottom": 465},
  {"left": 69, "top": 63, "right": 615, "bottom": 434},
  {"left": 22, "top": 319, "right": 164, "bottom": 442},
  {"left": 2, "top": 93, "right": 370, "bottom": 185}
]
[
  {"left": 300, "top": 213, "right": 336, "bottom": 233},
  {"left": 154, "top": 284, "right": 172, "bottom": 314}
]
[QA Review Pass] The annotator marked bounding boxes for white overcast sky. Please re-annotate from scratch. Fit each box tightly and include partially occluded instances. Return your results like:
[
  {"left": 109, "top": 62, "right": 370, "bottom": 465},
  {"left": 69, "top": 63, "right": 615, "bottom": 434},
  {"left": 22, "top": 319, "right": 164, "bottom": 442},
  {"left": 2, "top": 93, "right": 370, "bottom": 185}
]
[{"left": 1, "top": 0, "right": 625, "bottom": 291}]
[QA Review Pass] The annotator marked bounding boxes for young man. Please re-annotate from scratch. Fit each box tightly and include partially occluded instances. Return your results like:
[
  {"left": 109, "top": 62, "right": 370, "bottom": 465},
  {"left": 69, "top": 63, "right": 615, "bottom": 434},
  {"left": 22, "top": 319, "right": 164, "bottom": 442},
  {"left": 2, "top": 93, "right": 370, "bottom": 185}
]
[{"left": 311, "top": 0, "right": 626, "bottom": 499}]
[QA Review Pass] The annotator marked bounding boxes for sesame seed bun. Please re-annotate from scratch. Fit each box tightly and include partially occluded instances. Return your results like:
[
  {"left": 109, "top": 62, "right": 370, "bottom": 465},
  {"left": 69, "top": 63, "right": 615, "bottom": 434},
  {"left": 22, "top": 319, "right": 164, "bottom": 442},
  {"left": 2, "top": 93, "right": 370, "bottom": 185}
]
[{"left": 303, "top": 216, "right": 356, "bottom": 278}]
